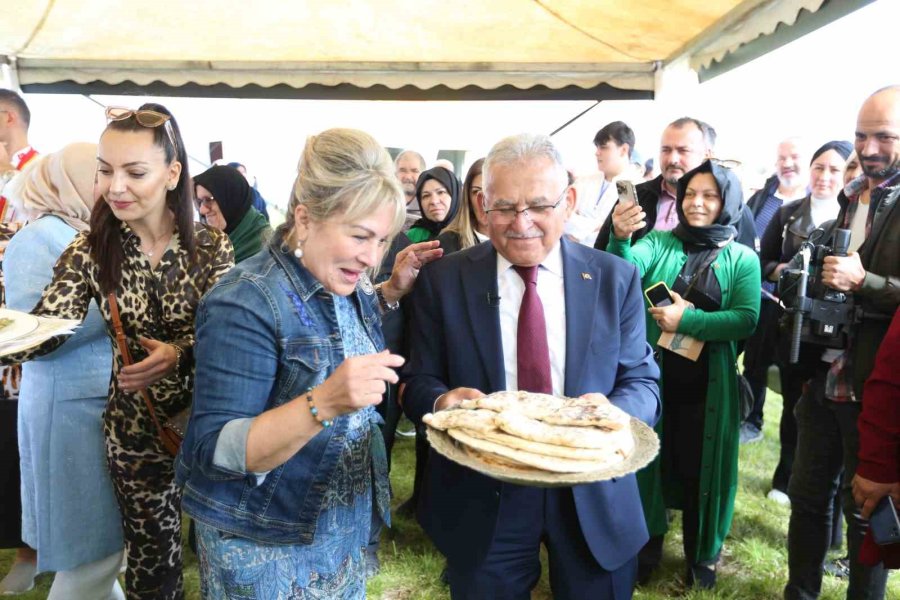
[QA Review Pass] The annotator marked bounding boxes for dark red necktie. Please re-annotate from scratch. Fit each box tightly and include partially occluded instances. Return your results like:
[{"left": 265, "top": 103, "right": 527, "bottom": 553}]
[{"left": 513, "top": 265, "right": 552, "bottom": 394}]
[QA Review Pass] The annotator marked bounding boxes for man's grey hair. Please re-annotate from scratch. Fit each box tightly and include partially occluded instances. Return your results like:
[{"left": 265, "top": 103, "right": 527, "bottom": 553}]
[
  {"left": 394, "top": 149, "right": 426, "bottom": 170},
  {"left": 483, "top": 133, "right": 567, "bottom": 192},
  {"left": 668, "top": 117, "right": 715, "bottom": 152}
]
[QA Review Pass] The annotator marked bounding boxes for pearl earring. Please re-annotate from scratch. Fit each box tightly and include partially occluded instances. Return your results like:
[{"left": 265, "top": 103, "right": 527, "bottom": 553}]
[{"left": 294, "top": 241, "right": 304, "bottom": 259}]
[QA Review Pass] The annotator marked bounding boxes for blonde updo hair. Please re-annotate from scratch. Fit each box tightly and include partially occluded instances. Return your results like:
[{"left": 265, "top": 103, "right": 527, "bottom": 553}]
[{"left": 280, "top": 128, "right": 406, "bottom": 242}]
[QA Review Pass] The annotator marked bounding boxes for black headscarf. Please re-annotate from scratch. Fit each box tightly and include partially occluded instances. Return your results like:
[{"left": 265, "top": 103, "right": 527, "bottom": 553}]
[
  {"left": 810, "top": 140, "right": 853, "bottom": 164},
  {"left": 193, "top": 165, "right": 253, "bottom": 234},
  {"left": 673, "top": 160, "right": 744, "bottom": 249},
  {"left": 411, "top": 166, "right": 461, "bottom": 237}
]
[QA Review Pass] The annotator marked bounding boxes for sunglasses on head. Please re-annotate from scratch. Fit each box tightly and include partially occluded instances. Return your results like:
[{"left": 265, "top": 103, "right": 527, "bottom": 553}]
[{"left": 105, "top": 107, "right": 178, "bottom": 156}]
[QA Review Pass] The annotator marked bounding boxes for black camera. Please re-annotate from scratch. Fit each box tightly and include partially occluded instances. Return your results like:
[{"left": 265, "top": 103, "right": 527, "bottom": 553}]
[{"left": 778, "top": 228, "right": 858, "bottom": 363}]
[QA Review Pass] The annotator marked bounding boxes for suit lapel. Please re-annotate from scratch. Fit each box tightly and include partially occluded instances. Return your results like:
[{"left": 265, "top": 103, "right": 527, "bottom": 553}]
[
  {"left": 562, "top": 240, "right": 598, "bottom": 396},
  {"left": 462, "top": 244, "right": 506, "bottom": 392}
]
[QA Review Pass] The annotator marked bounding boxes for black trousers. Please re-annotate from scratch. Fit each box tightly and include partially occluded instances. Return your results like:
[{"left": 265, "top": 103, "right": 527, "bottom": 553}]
[
  {"left": 742, "top": 297, "right": 782, "bottom": 429},
  {"left": 0, "top": 400, "right": 24, "bottom": 548}
]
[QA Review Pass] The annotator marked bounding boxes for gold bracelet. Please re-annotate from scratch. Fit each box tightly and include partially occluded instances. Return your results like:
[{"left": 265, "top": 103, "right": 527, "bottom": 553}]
[{"left": 170, "top": 343, "right": 184, "bottom": 372}]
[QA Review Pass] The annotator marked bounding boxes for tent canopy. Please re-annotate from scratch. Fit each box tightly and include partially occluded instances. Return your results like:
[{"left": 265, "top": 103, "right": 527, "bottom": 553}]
[{"left": 1, "top": 0, "right": 870, "bottom": 99}]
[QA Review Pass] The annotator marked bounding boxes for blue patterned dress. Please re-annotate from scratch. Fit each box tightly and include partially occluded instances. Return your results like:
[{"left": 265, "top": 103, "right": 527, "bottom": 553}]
[{"left": 196, "top": 294, "right": 383, "bottom": 599}]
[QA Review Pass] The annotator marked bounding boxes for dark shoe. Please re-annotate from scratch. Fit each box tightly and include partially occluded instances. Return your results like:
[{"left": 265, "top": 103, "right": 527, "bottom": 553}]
[
  {"left": 686, "top": 564, "right": 716, "bottom": 590},
  {"left": 739, "top": 422, "right": 763, "bottom": 444},
  {"left": 824, "top": 556, "right": 849, "bottom": 579},
  {"left": 365, "top": 548, "right": 381, "bottom": 578}
]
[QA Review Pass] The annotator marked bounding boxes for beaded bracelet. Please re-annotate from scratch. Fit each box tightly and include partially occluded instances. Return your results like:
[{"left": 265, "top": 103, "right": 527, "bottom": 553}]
[{"left": 306, "top": 388, "right": 333, "bottom": 428}]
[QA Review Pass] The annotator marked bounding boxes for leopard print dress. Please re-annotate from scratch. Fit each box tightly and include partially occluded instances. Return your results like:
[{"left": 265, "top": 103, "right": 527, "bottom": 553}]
[{"left": 6, "top": 221, "right": 233, "bottom": 599}]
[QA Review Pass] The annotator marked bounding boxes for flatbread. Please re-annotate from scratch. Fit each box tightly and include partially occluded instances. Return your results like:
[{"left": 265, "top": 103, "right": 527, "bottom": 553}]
[
  {"left": 422, "top": 408, "right": 497, "bottom": 433},
  {"left": 460, "top": 391, "right": 627, "bottom": 430},
  {"left": 494, "top": 410, "right": 630, "bottom": 451},
  {"left": 460, "top": 444, "right": 543, "bottom": 472},
  {"left": 448, "top": 428, "right": 610, "bottom": 473},
  {"left": 461, "top": 427, "right": 621, "bottom": 461}
]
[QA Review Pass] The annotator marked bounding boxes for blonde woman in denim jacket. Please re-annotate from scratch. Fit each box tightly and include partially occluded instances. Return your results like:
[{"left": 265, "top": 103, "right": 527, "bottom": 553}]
[{"left": 177, "top": 128, "right": 441, "bottom": 599}]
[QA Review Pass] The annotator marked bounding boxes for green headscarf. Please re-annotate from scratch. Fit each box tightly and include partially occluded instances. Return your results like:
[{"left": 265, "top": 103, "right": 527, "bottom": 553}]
[{"left": 228, "top": 207, "right": 272, "bottom": 263}]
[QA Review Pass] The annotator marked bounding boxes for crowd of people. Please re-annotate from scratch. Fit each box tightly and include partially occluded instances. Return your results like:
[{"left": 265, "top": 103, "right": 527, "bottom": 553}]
[{"left": 0, "top": 83, "right": 896, "bottom": 600}]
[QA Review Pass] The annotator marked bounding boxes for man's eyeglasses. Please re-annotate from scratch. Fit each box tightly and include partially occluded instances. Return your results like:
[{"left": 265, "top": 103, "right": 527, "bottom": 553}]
[
  {"left": 105, "top": 107, "right": 178, "bottom": 155},
  {"left": 484, "top": 186, "right": 568, "bottom": 225}
]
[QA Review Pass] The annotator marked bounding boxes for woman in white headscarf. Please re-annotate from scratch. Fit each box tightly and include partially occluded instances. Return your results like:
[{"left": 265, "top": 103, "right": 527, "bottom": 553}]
[{"left": 4, "top": 142, "right": 125, "bottom": 599}]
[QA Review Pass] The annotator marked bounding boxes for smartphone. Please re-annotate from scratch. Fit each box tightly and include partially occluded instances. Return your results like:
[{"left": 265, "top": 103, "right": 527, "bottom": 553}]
[
  {"left": 616, "top": 180, "right": 638, "bottom": 207},
  {"left": 870, "top": 496, "right": 900, "bottom": 545},
  {"left": 644, "top": 281, "right": 674, "bottom": 307}
]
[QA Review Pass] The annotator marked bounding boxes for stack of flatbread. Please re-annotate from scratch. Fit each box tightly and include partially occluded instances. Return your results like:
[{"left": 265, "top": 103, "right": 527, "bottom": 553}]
[{"left": 423, "top": 391, "right": 634, "bottom": 475}]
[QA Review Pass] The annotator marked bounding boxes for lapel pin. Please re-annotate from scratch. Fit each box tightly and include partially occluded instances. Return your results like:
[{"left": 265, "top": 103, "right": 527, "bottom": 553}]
[{"left": 581, "top": 272, "right": 592, "bottom": 280}]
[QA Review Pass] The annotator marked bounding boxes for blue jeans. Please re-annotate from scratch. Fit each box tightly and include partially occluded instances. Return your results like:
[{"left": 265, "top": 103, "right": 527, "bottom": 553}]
[{"left": 785, "top": 370, "right": 887, "bottom": 600}]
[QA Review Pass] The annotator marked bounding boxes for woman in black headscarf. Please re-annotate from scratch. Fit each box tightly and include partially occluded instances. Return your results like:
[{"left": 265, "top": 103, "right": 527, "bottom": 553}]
[
  {"left": 607, "top": 160, "right": 761, "bottom": 589},
  {"left": 758, "top": 140, "right": 852, "bottom": 498},
  {"left": 405, "top": 166, "right": 460, "bottom": 243},
  {"left": 194, "top": 165, "right": 273, "bottom": 263}
]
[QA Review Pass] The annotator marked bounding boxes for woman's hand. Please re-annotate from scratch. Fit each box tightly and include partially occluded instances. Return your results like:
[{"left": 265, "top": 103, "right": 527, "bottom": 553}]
[
  {"left": 118, "top": 337, "right": 178, "bottom": 391},
  {"left": 381, "top": 240, "right": 444, "bottom": 303},
  {"left": 611, "top": 199, "right": 646, "bottom": 240},
  {"left": 648, "top": 291, "right": 692, "bottom": 333},
  {"left": 313, "top": 350, "right": 405, "bottom": 420}
]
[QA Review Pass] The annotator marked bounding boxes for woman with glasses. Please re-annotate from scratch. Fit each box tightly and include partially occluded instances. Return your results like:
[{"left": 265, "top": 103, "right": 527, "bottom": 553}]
[
  {"left": 437, "top": 158, "right": 489, "bottom": 254},
  {"left": 607, "top": 160, "right": 760, "bottom": 589},
  {"left": 177, "top": 128, "right": 440, "bottom": 598},
  {"left": 1, "top": 103, "right": 234, "bottom": 599},
  {"left": 4, "top": 143, "right": 125, "bottom": 599},
  {"left": 406, "top": 166, "right": 461, "bottom": 243},
  {"left": 193, "top": 164, "right": 273, "bottom": 263}
]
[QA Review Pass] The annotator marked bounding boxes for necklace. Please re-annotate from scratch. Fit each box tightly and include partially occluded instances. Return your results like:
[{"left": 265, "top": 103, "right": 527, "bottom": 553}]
[{"left": 140, "top": 233, "right": 171, "bottom": 258}]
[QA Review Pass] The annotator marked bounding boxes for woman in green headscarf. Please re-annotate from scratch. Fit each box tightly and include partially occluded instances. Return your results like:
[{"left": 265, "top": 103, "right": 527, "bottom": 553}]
[{"left": 194, "top": 165, "right": 273, "bottom": 263}]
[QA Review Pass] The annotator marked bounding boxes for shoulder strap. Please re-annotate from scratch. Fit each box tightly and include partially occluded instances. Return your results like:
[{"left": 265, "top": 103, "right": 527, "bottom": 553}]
[
  {"left": 683, "top": 246, "right": 725, "bottom": 299},
  {"left": 107, "top": 292, "right": 168, "bottom": 438}
]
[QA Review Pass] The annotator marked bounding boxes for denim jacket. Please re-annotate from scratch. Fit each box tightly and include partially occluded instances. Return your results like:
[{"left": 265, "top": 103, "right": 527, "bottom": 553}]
[{"left": 176, "top": 237, "right": 391, "bottom": 545}]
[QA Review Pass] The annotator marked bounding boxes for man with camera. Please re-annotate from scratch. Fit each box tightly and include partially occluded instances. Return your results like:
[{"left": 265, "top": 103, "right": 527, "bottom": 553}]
[{"left": 785, "top": 86, "right": 900, "bottom": 600}]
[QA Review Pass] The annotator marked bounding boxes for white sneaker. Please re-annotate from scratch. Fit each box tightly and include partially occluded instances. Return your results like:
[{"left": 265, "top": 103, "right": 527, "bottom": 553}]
[
  {"left": 767, "top": 489, "right": 791, "bottom": 506},
  {"left": 0, "top": 560, "right": 36, "bottom": 594}
]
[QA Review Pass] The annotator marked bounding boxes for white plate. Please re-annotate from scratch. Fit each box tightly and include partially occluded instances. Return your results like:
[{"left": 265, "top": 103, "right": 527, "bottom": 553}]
[{"left": 0, "top": 309, "right": 40, "bottom": 344}]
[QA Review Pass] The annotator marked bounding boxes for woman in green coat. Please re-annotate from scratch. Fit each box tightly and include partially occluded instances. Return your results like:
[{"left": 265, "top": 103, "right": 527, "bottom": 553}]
[
  {"left": 193, "top": 165, "right": 273, "bottom": 263},
  {"left": 405, "top": 166, "right": 460, "bottom": 243},
  {"left": 607, "top": 160, "right": 760, "bottom": 589}
]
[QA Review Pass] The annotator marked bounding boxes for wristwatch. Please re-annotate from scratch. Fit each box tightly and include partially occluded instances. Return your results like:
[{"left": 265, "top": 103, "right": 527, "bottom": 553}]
[{"left": 374, "top": 283, "right": 400, "bottom": 313}]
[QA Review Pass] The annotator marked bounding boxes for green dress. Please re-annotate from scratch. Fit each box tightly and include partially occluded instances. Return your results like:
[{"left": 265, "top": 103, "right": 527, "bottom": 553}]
[{"left": 608, "top": 230, "right": 760, "bottom": 562}]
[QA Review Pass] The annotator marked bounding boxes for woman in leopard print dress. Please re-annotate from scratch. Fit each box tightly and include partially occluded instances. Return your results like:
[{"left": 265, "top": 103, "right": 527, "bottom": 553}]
[{"left": 2, "top": 104, "right": 234, "bottom": 599}]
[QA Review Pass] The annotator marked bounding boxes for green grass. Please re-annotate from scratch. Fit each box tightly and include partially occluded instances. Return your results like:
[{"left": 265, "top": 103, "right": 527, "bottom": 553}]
[{"left": 3, "top": 401, "right": 898, "bottom": 599}]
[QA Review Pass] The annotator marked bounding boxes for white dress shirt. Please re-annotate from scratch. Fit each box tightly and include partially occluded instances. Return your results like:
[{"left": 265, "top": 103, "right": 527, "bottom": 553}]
[{"left": 496, "top": 243, "right": 566, "bottom": 396}]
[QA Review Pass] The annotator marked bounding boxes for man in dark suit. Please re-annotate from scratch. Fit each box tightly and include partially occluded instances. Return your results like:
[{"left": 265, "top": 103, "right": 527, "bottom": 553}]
[{"left": 403, "top": 133, "right": 660, "bottom": 599}]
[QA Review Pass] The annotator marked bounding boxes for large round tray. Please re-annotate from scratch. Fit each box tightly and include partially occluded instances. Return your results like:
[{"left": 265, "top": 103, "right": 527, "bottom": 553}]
[{"left": 426, "top": 417, "right": 659, "bottom": 487}]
